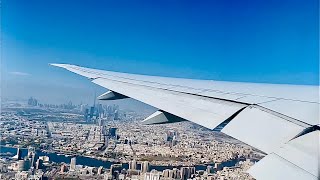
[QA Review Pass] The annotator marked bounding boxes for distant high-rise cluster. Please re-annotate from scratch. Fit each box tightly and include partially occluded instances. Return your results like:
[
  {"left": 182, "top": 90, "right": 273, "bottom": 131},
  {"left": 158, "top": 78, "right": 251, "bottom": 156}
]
[
  {"left": 26, "top": 96, "right": 122, "bottom": 123},
  {"left": 27, "top": 97, "right": 78, "bottom": 109},
  {"left": 82, "top": 103, "right": 120, "bottom": 122},
  {"left": 27, "top": 97, "right": 38, "bottom": 106}
]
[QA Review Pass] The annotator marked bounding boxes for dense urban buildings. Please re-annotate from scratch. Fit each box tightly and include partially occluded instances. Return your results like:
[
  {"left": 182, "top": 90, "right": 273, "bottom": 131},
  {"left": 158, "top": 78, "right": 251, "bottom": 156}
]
[{"left": 0, "top": 97, "right": 263, "bottom": 179}]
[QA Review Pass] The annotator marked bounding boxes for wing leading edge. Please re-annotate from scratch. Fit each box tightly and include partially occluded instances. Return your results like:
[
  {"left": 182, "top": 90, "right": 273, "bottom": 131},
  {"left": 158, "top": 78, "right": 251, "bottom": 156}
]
[{"left": 51, "top": 64, "right": 319, "bottom": 180}]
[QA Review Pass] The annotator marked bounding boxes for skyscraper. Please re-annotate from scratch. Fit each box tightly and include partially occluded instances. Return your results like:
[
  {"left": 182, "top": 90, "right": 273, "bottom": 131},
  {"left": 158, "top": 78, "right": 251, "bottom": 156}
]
[
  {"left": 214, "top": 162, "right": 222, "bottom": 171},
  {"left": 29, "top": 154, "right": 35, "bottom": 169},
  {"left": 97, "top": 166, "right": 103, "bottom": 175},
  {"left": 207, "top": 165, "right": 214, "bottom": 174},
  {"left": 89, "top": 106, "right": 95, "bottom": 118},
  {"left": 27, "top": 146, "right": 36, "bottom": 169},
  {"left": 180, "top": 167, "right": 193, "bottom": 180},
  {"left": 16, "top": 148, "right": 22, "bottom": 160},
  {"left": 162, "top": 169, "right": 170, "bottom": 178},
  {"left": 35, "top": 159, "right": 43, "bottom": 170},
  {"left": 97, "top": 103, "right": 103, "bottom": 116},
  {"left": 172, "top": 168, "right": 180, "bottom": 179},
  {"left": 129, "top": 160, "right": 137, "bottom": 170},
  {"left": 60, "top": 164, "right": 67, "bottom": 173},
  {"left": 27, "top": 146, "right": 35, "bottom": 157},
  {"left": 110, "top": 164, "right": 122, "bottom": 179},
  {"left": 70, "top": 157, "right": 76, "bottom": 171},
  {"left": 190, "top": 167, "right": 195, "bottom": 175},
  {"left": 114, "top": 110, "right": 119, "bottom": 120},
  {"left": 141, "top": 161, "right": 150, "bottom": 173},
  {"left": 109, "top": 127, "right": 117, "bottom": 138},
  {"left": 80, "top": 104, "right": 86, "bottom": 113}
]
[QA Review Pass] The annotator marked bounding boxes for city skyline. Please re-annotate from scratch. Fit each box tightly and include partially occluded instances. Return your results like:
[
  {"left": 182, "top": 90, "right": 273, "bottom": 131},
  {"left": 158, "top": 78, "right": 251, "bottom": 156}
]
[{"left": 1, "top": 99, "right": 260, "bottom": 179}]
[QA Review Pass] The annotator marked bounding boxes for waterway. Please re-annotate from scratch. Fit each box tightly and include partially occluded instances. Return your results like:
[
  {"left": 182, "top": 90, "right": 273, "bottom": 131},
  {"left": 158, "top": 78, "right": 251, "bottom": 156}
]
[{"left": 0, "top": 146, "right": 239, "bottom": 171}]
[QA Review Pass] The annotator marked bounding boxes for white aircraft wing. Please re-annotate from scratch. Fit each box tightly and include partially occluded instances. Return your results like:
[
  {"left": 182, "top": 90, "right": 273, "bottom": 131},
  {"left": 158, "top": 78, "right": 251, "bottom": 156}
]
[{"left": 51, "top": 64, "right": 319, "bottom": 180}]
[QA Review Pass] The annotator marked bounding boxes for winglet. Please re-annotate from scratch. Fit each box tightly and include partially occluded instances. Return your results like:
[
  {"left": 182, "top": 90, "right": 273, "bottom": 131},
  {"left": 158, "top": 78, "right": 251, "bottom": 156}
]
[{"left": 49, "top": 63, "right": 97, "bottom": 79}]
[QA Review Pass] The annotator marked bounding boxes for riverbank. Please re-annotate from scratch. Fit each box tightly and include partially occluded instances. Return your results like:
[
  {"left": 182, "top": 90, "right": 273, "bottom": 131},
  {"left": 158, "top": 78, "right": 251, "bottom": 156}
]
[{"left": 0, "top": 145, "right": 241, "bottom": 171}]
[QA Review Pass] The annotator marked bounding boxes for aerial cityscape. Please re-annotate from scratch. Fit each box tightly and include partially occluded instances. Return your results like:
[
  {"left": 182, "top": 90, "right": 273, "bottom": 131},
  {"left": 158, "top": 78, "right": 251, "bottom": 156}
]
[
  {"left": 1, "top": 0, "right": 318, "bottom": 180},
  {"left": 0, "top": 97, "right": 263, "bottom": 179}
]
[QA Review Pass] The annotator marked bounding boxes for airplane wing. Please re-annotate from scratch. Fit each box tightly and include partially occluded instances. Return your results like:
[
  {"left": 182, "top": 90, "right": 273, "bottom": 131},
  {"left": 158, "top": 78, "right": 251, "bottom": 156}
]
[{"left": 51, "top": 64, "right": 319, "bottom": 180}]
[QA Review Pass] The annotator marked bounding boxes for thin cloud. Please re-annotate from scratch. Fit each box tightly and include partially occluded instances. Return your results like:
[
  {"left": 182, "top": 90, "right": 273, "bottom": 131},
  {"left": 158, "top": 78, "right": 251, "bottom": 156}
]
[{"left": 9, "top": 71, "right": 31, "bottom": 76}]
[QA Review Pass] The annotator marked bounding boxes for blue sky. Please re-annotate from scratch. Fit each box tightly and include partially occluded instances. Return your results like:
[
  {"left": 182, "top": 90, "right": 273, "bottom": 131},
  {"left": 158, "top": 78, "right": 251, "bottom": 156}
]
[{"left": 2, "top": 0, "right": 319, "bottom": 103}]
